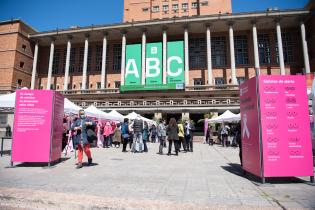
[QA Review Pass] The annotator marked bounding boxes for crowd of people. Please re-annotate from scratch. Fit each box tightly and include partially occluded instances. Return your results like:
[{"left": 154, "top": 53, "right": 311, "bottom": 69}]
[{"left": 62, "top": 110, "right": 196, "bottom": 169}]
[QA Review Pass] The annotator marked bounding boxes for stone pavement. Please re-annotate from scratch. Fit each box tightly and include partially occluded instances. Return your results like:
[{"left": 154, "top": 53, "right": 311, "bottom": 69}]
[{"left": 0, "top": 142, "right": 314, "bottom": 210}]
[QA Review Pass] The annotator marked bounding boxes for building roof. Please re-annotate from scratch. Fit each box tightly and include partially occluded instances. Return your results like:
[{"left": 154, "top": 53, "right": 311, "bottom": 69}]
[{"left": 0, "top": 19, "right": 37, "bottom": 33}]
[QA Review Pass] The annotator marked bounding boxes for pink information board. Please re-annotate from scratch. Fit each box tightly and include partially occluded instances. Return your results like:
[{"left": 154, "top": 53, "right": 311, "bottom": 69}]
[
  {"left": 240, "top": 75, "right": 314, "bottom": 179},
  {"left": 11, "top": 90, "right": 64, "bottom": 164}
]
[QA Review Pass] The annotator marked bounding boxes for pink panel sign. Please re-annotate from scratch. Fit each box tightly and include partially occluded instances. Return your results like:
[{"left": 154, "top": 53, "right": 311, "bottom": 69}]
[
  {"left": 12, "top": 90, "right": 64, "bottom": 163},
  {"left": 259, "top": 75, "right": 313, "bottom": 177},
  {"left": 240, "top": 77, "right": 262, "bottom": 177}
]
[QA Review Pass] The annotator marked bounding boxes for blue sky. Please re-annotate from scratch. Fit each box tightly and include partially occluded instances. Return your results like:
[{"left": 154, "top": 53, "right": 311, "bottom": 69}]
[{"left": 0, "top": 0, "right": 309, "bottom": 32}]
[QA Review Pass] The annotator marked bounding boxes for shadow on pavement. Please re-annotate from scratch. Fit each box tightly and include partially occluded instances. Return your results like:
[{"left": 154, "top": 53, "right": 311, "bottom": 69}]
[{"left": 7, "top": 157, "right": 71, "bottom": 168}]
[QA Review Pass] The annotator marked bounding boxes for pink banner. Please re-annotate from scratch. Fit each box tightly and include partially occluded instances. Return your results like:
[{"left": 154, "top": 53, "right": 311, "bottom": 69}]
[{"left": 12, "top": 90, "right": 64, "bottom": 163}]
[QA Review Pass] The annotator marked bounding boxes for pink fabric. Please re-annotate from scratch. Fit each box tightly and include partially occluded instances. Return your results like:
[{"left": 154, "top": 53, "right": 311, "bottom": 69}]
[{"left": 103, "top": 123, "right": 112, "bottom": 137}]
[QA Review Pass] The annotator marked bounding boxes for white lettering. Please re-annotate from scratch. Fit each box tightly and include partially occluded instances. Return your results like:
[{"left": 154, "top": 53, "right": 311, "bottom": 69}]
[
  {"left": 125, "top": 59, "right": 139, "bottom": 78},
  {"left": 167, "top": 56, "right": 183, "bottom": 77},
  {"left": 146, "top": 58, "right": 160, "bottom": 78}
]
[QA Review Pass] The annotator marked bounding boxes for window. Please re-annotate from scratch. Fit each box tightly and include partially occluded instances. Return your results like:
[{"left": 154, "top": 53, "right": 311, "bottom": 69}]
[
  {"left": 78, "top": 47, "right": 84, "bottom": 72},
  {"left": 113, "top": 44, "right": 122, "bottom": 71},
  {"left": 79, "top": 83, "right": 82, "bottom": 89},
  {"left": 234, "top": 35, "right": 248, "bottom": 65},
  {"left": 70, "top": 48, "right": 76, "bottom": 73},
  {"left": 62, "top": 49, "right": 66, "bottom": 73},
  {"left": 56, "top": 84, "right": 60, "bottom": 90},
  {"left": 189, "top": 38, "right": 206, "bottom": 69},
  {"left": 50, "top": 84, "right": 55, "bottom": 90},
  {"left": 192, "top": 2, "right": 198, "bottom": 9},
  {"left": 17, "top": 79, "right": 22, "bottom": 86},
  {"left": 89, "top": 83, "right": 93, "bottom": 89},
  {"left": 142, "top": 8, "right": 149, "bottom": 12},
  {"left": 152, "top": 6, "right": 159, "bottom": 12},
  {"left": 73, "top": 84, "right": 76, "bottom": 89},
  {"left": 237, "top": 77, "right": 245, "bottom": 85},
  {"left": 211, "top": 37, "right": 227, "bottom": 67},
  {"left": 22, "top": 44, "right": 26, "bottom": 51},
  {"left": 215, "top": 78, "right": 225, "bottom": 85},
  {"left": 96, "top": 45, "right": 109, "bottom": 71},
  {"left": 68, "top": 83, "right": 71, "bottom": 90},
  {"left": 115, "top": 81, "right": 121, "bottom": 88},
  {"left": 163, "top": 5, "right": 169, "bottom": 11},
  {"left": 172, "top": 4, "right": 178, "bottom": 10},
  {"left": 87, "top": 46, "right": 92, "bottom": 71},
  {"left": 97, "top": 82, "right": 101, "bottom": 89},
  {"left": 182, "top": 3, "right": 188, "bottom": 9},
  {"left": 258, "top": 34, "right": 271, "bottom": 64},
  {"left": 52, "top": 49, "right": 60, "bottom": 74},
  {"left": 275, "top": 32, "right": 294, "bottom": 64},
  {"left": 201, "top": 1, "right": 208, "bottom": 6},
  {"left": 19, "top": 61, "right": 24, "bottom": 68},
  {"left": 194, "top": 78, "right": 203, "bottom": 85}
]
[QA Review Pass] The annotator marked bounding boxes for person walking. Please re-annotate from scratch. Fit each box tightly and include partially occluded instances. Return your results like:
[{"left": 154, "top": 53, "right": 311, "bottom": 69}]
[
  {"left": 103, "top": 122, "right": 112, "bottom": 148},
  {"left": 157, "top": 119, "right": 167, "bottom": 154},
  {"left": 184, "top": 120, "right": 195, "bottom": 152},
  {"left": 167, "top": 118, "right": 179, "bottom": 156},
  {"left": 131, "top": 115, "right": 144, "bottom": 152},
  {"left": 121, "top": 118, "right": 130, "bottom": 152},
  {"left": 149, "top": 124, "right": 157, "bottom": 143},
  {"left": 128, "top": 120, "right": 134, "bottom": 149},
  {"left": 71, "top": 110, "right": 95, "bottom": 169},
  {"left": 113, "top": 123, "right": 122, "bottom": 148},
  {"left": 178, "top": 121, "right": 185, "bottom": 152},
  {"left": 143, "top": 121, "right": 149, "bottom": 152}
]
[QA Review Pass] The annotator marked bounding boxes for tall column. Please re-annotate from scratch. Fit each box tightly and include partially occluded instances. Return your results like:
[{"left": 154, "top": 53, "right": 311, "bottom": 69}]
[
  {"left": 206, "top": 25, "right": 213, "bottom": 85},
  {"left": 141, "top": 30, "right": 146, "bottom": 85},
  {"left": 184, "top": 27, "right": 189, "bottom": 86},
  {"left": 81, "top": 34, "right": 89, "bottom": 90},
  {"left": 229, "top": 23, "right": 237, "bottom": 85},
  {"left": 252, "top": 22, "right": 260, "bottom": 76},
  {"left": 101, "top": 32, "right": 108, "bottom": 89},
  {"left": 46, "top": 39, "right": 55, "bottom": 90},
  {"left": 121, "top": 32, "right": 126, "bottom": 85},
  {"left": 31, "top": 42, "right": 38, "bottom": 89},
  {"left": 276, "top": 20, "right": 285, "bottom": 75},
  {"left": 300, "top": 21, "right": 311, "bottom": 74},
  {"left": 63, "top": 36, "right": 72, "bottom": 90},
  {"left": 162, "top": 28, "right": 167, "bottom": 84}
]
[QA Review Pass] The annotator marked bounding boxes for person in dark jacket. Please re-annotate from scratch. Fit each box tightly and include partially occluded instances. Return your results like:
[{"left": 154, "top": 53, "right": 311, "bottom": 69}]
[
  {"left": 121, "top": 118, "right": 129, "bottom": 152},
  {"left": 184, "top": 120, "right": 195, "bottom": 152},
  {"left": 71, "top": 110, "right": 95, "bottom": 169},
  {"left": 131, "top": 115, "right": 144, "bottom": 152},
  {"left": 143, "top": 121, "right": 149, "bottom": 152},
  {"left": 167, "top": 118, "right": 179, "bottom": 156}
]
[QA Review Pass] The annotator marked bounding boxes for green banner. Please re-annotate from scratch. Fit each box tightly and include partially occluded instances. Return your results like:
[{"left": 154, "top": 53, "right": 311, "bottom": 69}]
[
  {"left": 125, "top": 44, "right": 142, "bottom": 85},
  {"left": 146, "top": 42, "right": 162, "bottom": 85},
  {"left": 120, "top": 83, "right": 184, "bottom": 92},
  {"left": 167, "top": 41, "right": 184, "bottom": 84}
]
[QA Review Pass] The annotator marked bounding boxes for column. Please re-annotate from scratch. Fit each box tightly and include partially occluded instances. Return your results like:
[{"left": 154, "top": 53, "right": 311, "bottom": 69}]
[
  {"left": 206, "top": 25, "right": 213, "bottom": 85},
  {"left": 252, "top": 22, "right": 260, "bottom": 76},
  {"left": 46, "top": 39, "right": 55, "bottom": 90},
  {"left": 101, "top": 32, "right": 108, "bottom": 89},
  {"left": 162, "top": 28, "right": 167, "bottom": 84},
  {"left": 81, "top": 34, "right": 89, "bottom": 90},
  {"left": 276, "top": 21, "right": 285, "bottom": 75},
  {"left": 300, "top": 21, "right": 311, "bottom": 74},
  {"left": 141, "top": 30, "right": 146, "bottom": 85},
  {"left": 184, "top": 27, "right": 189, "bottom": 86},
  {"left": 63, "top": 36, "right": 72, "bottom": 90},
  {"left": 121, "top": 32, "right": 126, "bottom": 85},
  {"left": 31, "top": 42, "right": 38, "bottom": 89},
  {"left": 229, "top": 24, "right": 237, "bottom": 85}
]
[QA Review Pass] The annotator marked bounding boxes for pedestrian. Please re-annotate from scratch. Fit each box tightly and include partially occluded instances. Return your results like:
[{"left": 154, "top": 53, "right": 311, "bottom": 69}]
[
  {"left": 143, "top": 121, "right": 149, "bottom": 152},
  {"left": 150, "top": 124, "right": 157, "bottom": 143},
  {"left": 96, "top": 121, "right": 104, "bottom": 148},
  {"left": 103, "top": 122, "right": 112, "bottom": 148},
  {"left": 208, "top": 126, "right": 214, "bottom": 146},
  {"left": 121, "top": 118, "right": 130, "bottom": 152},
  {"left": 167, "top": 118, "right": 179, "bottom": 156},
  {"left": 157, "top": 119, "right": 167, "bottom": 154},
  {"left": 221, "top": 125, "right": 229, "bottom": 147},
  {"left": 177, "top": 121, "right": 185, "bottom": 152},
  {"left": 131, "top": 115, "right": 144, "bottom": 152},
  {"left": 71, "top": 109, "right": 95, "bottom": 169},
  {"left": 128, "top": 120, "right": 134, "bottom": 149},
  {"left": 184, "top": 120, "right": 195, "bottom": 152},
  {"left": 110, "top": 121, "right": 116, "bottom": 147},
  {"left": 113, "top": 123, "right": 122, "bottom": 148}
]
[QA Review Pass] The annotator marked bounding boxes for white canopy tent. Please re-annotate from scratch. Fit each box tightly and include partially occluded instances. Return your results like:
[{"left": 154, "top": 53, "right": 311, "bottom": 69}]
[
  {"left": 85, "top": 105, "right": 123, "bottom": 122},
  {"left": 109, "top": 110, "right": 125, "bottom": 120},
  {"left": 125, "top": 111, "right": 156, "bottom": 125},
  {"left": 64, "top": 98, "right": 82, "bottom": 114},
  {"left": 0, "top": 92, "right": 16, "bottom": 108},
  {"left": 208, "top": 110, "right": 240, "bottom": 123}
]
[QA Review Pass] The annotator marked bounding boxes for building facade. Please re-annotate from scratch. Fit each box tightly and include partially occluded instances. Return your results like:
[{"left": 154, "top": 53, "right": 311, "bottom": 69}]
[{"left": 0, "top": 1, "right": 314, "bottom": 127}]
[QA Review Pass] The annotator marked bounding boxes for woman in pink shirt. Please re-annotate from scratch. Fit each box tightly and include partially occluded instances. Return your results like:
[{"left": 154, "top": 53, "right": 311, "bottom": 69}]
[{"left": 103, "top": 122, "right": 112, "bottom": 148}]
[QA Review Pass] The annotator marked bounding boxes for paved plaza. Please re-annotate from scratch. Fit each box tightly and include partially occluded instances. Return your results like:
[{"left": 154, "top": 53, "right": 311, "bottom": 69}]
[{"left": 0, "top": 142, "right": 314, "bottom": 210}]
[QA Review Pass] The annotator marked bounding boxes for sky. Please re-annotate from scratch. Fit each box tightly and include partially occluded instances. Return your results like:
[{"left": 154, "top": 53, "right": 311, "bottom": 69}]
[{"left": 0, "top": 0, "right": 310, "bottom": 32}]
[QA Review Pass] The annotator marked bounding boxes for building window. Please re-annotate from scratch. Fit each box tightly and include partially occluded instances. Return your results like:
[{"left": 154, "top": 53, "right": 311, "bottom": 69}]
[
  {"left": 182, "top": 3, "right": 188, "bottom": 9},
  {"left": 113, "top": 44, "right": 122, "bottom": 71},
  {"left": 115, "top": 81, "right": 121, "bottom": 88},
  {"left": 97, "top": 82, "right": 101, "bottom": 89},
  {"left": 163, "top": 5, "right": 169, "bottom": 11},
  {"left": 211, "top": 37, "right": 227, "bottom": 67},
  {"left": 50, "top": 84, "right": 55, "bottom": 90},
  {"left": 56, "top": 84, "right": 60, "bottom": 90},
  {"left": 17, "top": 79, "right": 22, "bottom": 87},
  {"left": 258, "top": 34, "right": 271, "bottom": 65},
  {"left": 19, "top": 61, "right": 24, "bottom": 68},
  {"left": 96, "top": 45, "right": 102, "bottom": 71},
  {"left": 237, "top": 77, "right": 245, "bottom": 85},
  {"left": 194, "top": 78, "right": 203, "bottom": 85},
  {"left": 215, "top": 78, "right": 225, "bottom": 85},
  {"left": 22, "top": 44, "right": 26, "bottom": 51},
  {"left": 62, "top": 49, "right": 66, "bottom": 73},
  {"left": 89, "top": 83, "right": 93, "bottom": 89},
  {"left": 52, "top": 49, "right": 60, "bottom": 74},
  {"left": 172, "top": 4, "right": 178, "bottom": 10},
  {"left": 78, "top": 47, "right": 84, "bottom": 72},
  {"left": 68, "top": 83, "right": 71, "bottom": 90},
  {"left": 70, "top": 48, "right": 76, "bottom": 73},
  {"left": 201, "top": 1, "right": 209, "bottom": 6},
  {"left": 189, "top": 38, "right": 206, "bottom": 69},
  {"left": 234, "top": 35, "right": 248, "bottom": 65},
  {"left": 275, "top": 32, "right": 294, "bottom": 64},
  {"left": 152, "top": 6, "right": 159, "bottom": 12},
  {"left": 142, "top": 8, "right": 149, "bottom": 12},
  {"left": 73, "top": 84, "right": 76, "bottom": 89},
  {"left": 191, "top": 2, "right": 198, "bottom": 9},
  {"left": 87, "top": 46, "right": 92, "bottom": 71}
]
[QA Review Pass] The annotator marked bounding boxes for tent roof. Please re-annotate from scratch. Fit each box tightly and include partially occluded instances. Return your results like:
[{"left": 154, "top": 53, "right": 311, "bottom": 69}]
[
  {"left": 0, "top": 92, "right": 16, "bottom": 108},
  {"left": 64, "top": 98, "right": 82, "bottom": 114},
  {"left": 85, "top": 105, "right": 123, "bottom": 122},
  {"left": 208, "top": 110, "right": 240, "bottom": 123}
]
